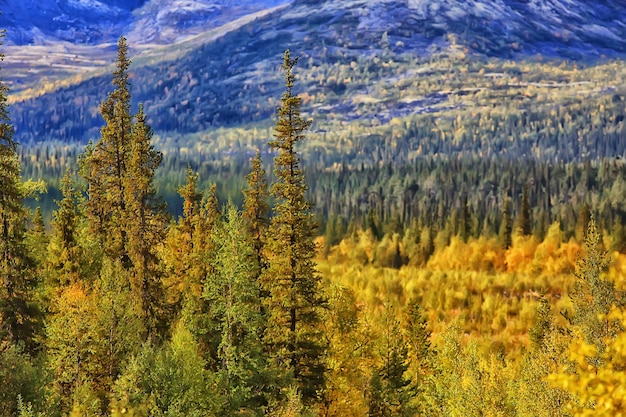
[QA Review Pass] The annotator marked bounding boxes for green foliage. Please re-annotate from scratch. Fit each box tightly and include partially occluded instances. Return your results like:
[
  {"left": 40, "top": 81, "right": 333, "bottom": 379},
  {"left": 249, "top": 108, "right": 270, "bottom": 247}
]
[
  {"left": 204, "top": 202, "right": 271, "bottom": 415},
  {"left": 112, "top": 323, "right": 219, "bottom": 417},
  {"left": 8, "top": 21, "right": 626, "bottom": 417},
  {"left": 243, "top": 151, "right": 269, "bottom": 269},
  {"left": 0, "top": 344, "right": 45, "bottom": 417},
  {"left": 569, "top": 216, "right": 619, "bottom": 372},
  {"left": 0, "top": 31, "right": 39, "bottom": 354},
  {"left": 262, "top": 50, "right": 327, "bottom": 404},
  {"left": 367, "top": 304, "right": 415, "bottom": 417}
]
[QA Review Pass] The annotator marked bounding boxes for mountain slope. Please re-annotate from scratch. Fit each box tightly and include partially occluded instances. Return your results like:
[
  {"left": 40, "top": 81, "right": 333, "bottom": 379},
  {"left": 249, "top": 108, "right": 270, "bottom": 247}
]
[
  {"left": 0, "top": 0, "right": 286, "bottom": 45},
  {"left": 4, "top": 0, "right": 626, "bottom": 165}
]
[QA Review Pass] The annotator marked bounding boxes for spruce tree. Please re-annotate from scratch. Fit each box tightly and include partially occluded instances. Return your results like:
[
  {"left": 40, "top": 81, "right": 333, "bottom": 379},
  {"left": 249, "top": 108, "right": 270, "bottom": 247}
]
[
  {"left": 569, "top": 216, "right": 617, "bottom": 371},
  {"left": 205, "top": 202, "right": 270, "bottom": 413},
  {"left": 499, "top": 194, "right": 512, "bottom": 248},
  {"left": 243, "top": 150, "right": 269, "bottom": 273},
  {"left": 517, "top": 183, "right": 532, "bottom": 236},
  {"left": 80, "top": 37, "right": 167, "bottom": 336},
  {"left": 262, "top": 50, "right": 326, "bottom": 404},
  {"left": 81, "top": 36, "right": 133, "bottom": 262},
  {"left": 124, "top": 103, "right": 167, "bottom": 335},
  {"left": 49, "top": 170, "right": 82, "bottom": 285},
  {"left": 0, "top": 31, "right": 38, "bottom": 352},
  {"left": 178, "top": 166, "right": 202, "bottom": 240}
]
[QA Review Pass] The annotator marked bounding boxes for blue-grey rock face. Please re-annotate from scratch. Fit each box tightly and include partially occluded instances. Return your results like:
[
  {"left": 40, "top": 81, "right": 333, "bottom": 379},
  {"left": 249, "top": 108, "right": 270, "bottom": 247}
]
[
  {"left": 0, "top": 0, "right": 147, "bottom": 44},
  {"left": 0, "top": 0, "right": 286, "bottom": 45}
]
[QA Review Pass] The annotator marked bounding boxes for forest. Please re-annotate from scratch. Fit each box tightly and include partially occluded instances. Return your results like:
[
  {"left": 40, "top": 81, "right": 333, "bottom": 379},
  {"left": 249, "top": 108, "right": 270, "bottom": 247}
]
[{"left": 3, "top": 35, "right": 626, "bottom": 417}]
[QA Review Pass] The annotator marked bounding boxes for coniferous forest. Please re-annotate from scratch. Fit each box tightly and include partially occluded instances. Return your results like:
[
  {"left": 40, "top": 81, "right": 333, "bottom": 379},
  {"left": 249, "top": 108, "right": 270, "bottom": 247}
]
[{"left": 4, "top": 26, "right": 626, "bottom": 417}]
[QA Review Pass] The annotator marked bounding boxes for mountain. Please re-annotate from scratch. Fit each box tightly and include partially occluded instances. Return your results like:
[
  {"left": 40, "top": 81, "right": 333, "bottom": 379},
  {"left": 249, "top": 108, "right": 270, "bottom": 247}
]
[
  {"left": 0, "top": 0, "right": 287, "bottom": 45},
  {"left": 3, "top": 0, "right": 626, "bottom": 165}
]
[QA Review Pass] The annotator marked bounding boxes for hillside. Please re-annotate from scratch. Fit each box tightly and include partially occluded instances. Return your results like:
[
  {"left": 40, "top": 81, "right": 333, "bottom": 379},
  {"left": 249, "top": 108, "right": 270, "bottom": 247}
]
[{"left": 4, "top": 0, "right": 626, "bottom": 166}]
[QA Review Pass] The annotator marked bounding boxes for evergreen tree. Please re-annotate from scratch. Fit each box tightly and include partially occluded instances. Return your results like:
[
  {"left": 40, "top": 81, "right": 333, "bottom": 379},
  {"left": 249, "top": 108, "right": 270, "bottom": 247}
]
[
  {"left": 459, "top": 196, "right": 472, "bottom": 242},
  {"left": 162, "top": 167, "right": 203, "bottom": 314},
  {"left": 0, "top": 30, "right": 38, "bottom": 353},
  {"left": 205, "top": 202, "right": 271, "bottom": 414},
  {"left": 575, "top": 202, "right": 591, "bottom": 242},
  {"left": 499, "top": 194, "right": 512, "bottom": 248},
  {"left": 178, "top": 166, "right": 202, "bottom": 240},
  {"left": 243, "top": 151, "right": 269, "bottom": 273},
  {"left": 80, "top": 36, "right": 133, "bottom": 262},
  {"left": 516, "top": 183, "right": 532, "bottom": 236},
  {"left": 26, "top": 207, "right": 48, "bottom": 274},
  {"left": 124, "top": 103, "right": 167, "bottom": 336},
  {"left": 262, "top": 50, "right": 326, "bottom": 404},
  {"left": 569, "top": 216, "right": 618, "bottom": 371},
  {"left": 367, "top": 304, "right": 415, "bottom": 417},
  {"left": 49, "top": 170, "right": 82, "bottom": 285},
  {"left": 80, "top": 37, "right": 166, "bottom": 336}
]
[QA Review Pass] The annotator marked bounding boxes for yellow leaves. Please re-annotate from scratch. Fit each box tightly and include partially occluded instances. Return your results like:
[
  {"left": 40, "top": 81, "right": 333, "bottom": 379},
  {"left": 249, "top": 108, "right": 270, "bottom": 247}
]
[
  {"left": 505, "top": 234, "right": 538, "bottom": 274},
  {"left": 428, "top": 236, "right": 505, "bottom": 272},
  {"left": 549, "top": 308, "right": 626, "bottom": 416}
]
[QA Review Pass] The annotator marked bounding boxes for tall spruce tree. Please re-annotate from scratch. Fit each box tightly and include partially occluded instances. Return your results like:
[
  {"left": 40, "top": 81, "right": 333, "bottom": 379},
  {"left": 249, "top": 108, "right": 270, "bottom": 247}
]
[
  {"left": 124, "top": 104, "right": 167, "bottom": 335},
  {"left": 262, "top": 50, "right": 326, "bottom": 404},
  {"left": 205, "top": 202, "right": 271, "bottom": 413},
  {"left": 80, "top": 36, "right": 166, "bottom": 336},
  {"left": 0, "top": 30, "right": 38, "bottom": 352},
  {"left": 81, "top": 36, "right": 133, "bottom": 262}
]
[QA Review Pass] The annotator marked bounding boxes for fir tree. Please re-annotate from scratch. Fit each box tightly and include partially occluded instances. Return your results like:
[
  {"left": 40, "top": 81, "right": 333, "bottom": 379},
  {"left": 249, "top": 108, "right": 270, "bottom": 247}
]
[
  {"left": 0, "top": 30, "right": 38, "bottom": 353},
  {"left": 517, "top": 183, "right": 532, "bottom": 236},
  {"left": 80, "top": 36, "right": 133, "bottom": 262},
  {"left": 205, "top": 202, "right": 270, "bottom": 413},
  {"left": 243, "top": 150, "right": 269, "bottom": 273},
  {"left": 49, "top": 170, "right": 82, "bottom": 285},
  {"left": 499, "top": 194, "right": 512, "bottom": 248},
  {"left": 262, "top": 50, "right": 326, "bottom": 404},
  {"left": 124, "top": 103, "right": 167, "bottom": 336}
]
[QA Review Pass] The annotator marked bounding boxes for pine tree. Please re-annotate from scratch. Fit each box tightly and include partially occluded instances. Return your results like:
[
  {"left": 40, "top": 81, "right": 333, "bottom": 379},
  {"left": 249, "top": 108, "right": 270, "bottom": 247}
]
[
  {"left": 80, "top": 37, "right": 167, "bottom": 336},
  {"left": 262, "top": 50, "right": 326, "bottom": 404},
  {"left": 80, "top": 36, "right": 133, "bottom": 262},
  {"left": 124, "top": 103, "right": 167, "bottom": 336},
  {"left": 499, "top": 194, "right": 512, "bottom": 248},
  {"left": 243, "top": 151, "right": 269, "bottom": 273},
  {"left": 205, "top": 202, "right": 270, "bottom": 413},
  {"left": 516, "top": 183, "right": 531, "bottom": 236},
  {"left": 49, "top": 170, "right": 82, "bottom": 285},
  {"left": 0, "top": 31, "right": 38, "bottom": 353}
]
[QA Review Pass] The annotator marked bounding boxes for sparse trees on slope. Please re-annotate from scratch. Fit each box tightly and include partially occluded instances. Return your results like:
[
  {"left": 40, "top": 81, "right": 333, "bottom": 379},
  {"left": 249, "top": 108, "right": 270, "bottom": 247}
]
[{"left": 262, "top": 50, "right": 327, "bottom": 405}]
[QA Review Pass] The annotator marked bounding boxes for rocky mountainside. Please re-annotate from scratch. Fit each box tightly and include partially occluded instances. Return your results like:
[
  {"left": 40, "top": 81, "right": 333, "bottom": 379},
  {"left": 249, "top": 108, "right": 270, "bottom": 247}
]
[{"left": 0, "top": 0, "right": 286, "bottom": 45}]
